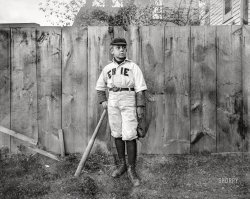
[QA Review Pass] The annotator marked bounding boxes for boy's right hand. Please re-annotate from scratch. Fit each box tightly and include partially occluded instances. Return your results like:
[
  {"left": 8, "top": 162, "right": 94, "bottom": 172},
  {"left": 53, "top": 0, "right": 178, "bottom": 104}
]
[{"left": 101, "top": 101, "right": 108, "bottom": 109}]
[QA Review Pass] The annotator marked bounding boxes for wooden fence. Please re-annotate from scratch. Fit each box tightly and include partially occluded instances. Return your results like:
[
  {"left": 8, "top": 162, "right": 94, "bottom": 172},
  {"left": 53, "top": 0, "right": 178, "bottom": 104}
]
[{"left": 0, "top": 25, "right": 250, "bottom": 155}]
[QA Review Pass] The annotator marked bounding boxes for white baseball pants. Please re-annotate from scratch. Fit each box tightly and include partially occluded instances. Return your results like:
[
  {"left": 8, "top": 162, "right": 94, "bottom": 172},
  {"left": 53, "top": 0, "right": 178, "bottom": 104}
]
[{"left": 108, "top": 91, "right": 138, "bottom": 141}]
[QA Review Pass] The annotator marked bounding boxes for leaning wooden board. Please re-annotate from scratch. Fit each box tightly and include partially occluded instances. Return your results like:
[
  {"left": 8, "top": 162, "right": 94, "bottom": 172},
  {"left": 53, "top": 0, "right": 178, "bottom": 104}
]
[
  {"left": 11, "top": 28, "right": 38, "bottom": 152},
  {"left": 0, "top": 28, "right": 11, "bottom": 148}
]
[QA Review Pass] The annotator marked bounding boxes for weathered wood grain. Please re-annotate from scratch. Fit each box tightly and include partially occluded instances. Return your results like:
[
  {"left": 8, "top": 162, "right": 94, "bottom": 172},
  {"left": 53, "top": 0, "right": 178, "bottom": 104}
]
[
  {"left": 163, "top": 26, "right": 190, "bottom": 154},
  {"left": 2, "top": 26, "right": 248, "bottom": 155},
  {"left": 58, "top": 129, "right": 65, "bottom": 157},
  {"left": 243, "top": 25, "right": 250, "bottom": 152},
  {"left": 37, "top": 27, "right": 62, "bottom": 153},
  {"left": 27, "top": 146, "right": 60, "bottom": 161},
  {"left": 0, "top": 28, "right": 11, "bottom": 148},
  {"left": 88, "top": 26, "right": 112, "bottom": 153},
  {"left": 0, "top": 125, "right": 37, "bottom": 145},
  {"left": 11, "top": 28, "right": 38, "bottom": 152},
  {"left": 216, "top": 26, "right": 243, "bottom": 152},
  {"left": 140, "top": 26, "right": 165, "bottom": 154},
  {"left": 190, "top": 26, "right": 216, "bottom": 153},
  {"left": 62, "top": 27, "right": 88, "bottom": 153}
]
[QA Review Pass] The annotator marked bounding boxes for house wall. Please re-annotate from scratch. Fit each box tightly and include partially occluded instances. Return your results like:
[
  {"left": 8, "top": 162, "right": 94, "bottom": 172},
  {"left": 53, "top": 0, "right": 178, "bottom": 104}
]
[
  {"left": 209, "top": 0, "right": 223, "bottom": 25},
  {"left": 224, "top": 0, "right": 241, "bottom": 25},
  {"left": 209, "top": 0, "right": 243, "bottom": 25},
  {"left": 200, "top": 0, "right": 210, "bottom": 25}
]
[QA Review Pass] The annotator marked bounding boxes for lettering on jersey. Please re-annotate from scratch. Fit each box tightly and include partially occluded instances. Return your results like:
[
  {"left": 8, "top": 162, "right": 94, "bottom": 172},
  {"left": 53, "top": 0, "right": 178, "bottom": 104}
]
[
  {"left": 120, "top": 67, "right": 129, "bottom": 76},
  {"left": 123, "top": 68, "right": 129, "bottom": 76},
  {"left": 107, "top": 70, "right": 112, "bottom": 79},
  {"left": 107, "top": 67, "right": 129, "bottom": 78},
  {"left": 108, "top": 68, "right": 116, "bottom": 79}
]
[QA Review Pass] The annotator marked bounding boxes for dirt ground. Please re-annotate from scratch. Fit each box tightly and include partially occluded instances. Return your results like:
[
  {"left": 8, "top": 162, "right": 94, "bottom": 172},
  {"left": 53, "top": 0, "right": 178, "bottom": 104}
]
[{"left": 1, "top": 147, "right": 250, "bottom": 199}]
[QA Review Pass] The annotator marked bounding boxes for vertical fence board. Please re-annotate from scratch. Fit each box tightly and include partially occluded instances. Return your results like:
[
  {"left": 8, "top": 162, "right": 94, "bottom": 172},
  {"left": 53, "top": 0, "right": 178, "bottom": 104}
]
[
  {"left": 11, "top": 28, "right": 38, "bottom": 152},
  {"left": 114, "top": 26, "right": 140, "bottom": 64},
  {"left": 62, "top": 27, "right": 88, "bottom": 153},
  {"left": 190, "top": 26, "right": 216, "bottom": 153},
  {"left": 140, "top": 26, "right": 165, "bottom": 154},
  {"left": 0, "top": 28, "right": 11, "bottom": 148},
  {"left": 243, "top": 25, "right": 250, "bottom": 152},
  {"left": 88, "top": 27, "right": 112, "bottom": 152},
  {"left": 37, "top": 27, "right": 62, "bottom": 153},
  {"left": 216, "top": 26, "right": 243, "bottom": 152},
  {"left": 164, "top": 26, "right": 190, "bottom": 154}
]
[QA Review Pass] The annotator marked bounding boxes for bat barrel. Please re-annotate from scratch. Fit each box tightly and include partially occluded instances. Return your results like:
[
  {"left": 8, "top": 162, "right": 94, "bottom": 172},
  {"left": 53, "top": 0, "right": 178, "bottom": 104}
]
[{"left": 74, "top": 109, "right": 107, "bottom": 177}]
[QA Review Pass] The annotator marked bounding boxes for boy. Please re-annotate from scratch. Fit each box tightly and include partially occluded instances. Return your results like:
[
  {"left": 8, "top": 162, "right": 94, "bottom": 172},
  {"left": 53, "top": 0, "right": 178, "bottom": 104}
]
[{"left": 95, "top": 37, "right": 147, "bottom": 187}]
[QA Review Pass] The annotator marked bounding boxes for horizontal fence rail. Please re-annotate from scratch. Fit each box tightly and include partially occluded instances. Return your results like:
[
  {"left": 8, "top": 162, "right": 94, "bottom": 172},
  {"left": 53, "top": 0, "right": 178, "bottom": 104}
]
[{"left": 0, "top": 25, "right": 249, "bottom": 155}]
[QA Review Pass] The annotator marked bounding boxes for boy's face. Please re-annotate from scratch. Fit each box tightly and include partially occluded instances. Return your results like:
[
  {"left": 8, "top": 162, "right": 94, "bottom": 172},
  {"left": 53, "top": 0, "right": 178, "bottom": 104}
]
[{"left": 111, "top": 45, "right": 127, "bottom": 59}]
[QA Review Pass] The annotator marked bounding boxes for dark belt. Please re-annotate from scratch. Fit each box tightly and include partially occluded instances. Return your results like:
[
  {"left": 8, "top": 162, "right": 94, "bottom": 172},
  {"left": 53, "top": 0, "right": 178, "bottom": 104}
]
[{"left": 109, "top": 87, "right": 135, "bottom": 92}]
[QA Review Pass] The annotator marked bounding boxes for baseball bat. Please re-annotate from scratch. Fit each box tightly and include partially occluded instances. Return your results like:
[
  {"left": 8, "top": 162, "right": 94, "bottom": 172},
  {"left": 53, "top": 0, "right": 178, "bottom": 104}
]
[{"left": 74, "top": 109, "right": 107, "bottom": 177}]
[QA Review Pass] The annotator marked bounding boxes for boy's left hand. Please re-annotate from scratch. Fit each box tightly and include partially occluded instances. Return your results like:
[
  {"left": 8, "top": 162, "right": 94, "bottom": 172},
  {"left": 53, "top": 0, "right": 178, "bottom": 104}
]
[{"left": 136, "top": 107, "right": 144, "bottom": 119}]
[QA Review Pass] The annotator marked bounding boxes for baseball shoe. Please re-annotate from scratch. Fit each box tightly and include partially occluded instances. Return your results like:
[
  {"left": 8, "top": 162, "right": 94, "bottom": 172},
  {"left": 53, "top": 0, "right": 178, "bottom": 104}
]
[
  {"left": 112, "top": 159, "right": 127, "bottom": 178},
  {"left": 127, "top": 165, "right": 140, "bottom": 187}
]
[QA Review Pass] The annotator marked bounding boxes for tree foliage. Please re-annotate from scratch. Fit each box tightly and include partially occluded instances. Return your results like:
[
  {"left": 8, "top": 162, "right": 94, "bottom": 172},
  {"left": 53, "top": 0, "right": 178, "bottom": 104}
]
[
  {"left": 39, "top": 0, "right": 85, "bottom": 26},
  {"left": 39, "top": 0, "right": 201, "bottom": 27}
]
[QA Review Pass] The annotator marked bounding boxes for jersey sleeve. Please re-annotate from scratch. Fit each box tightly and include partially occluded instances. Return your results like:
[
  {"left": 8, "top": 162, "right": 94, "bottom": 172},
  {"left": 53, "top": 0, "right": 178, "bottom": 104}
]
[
  {"left": 133, "top": 64, "right": 147, "bottom": 93},
  {"left": 95, "top": 69, "right": 107, "bottom": 91}
]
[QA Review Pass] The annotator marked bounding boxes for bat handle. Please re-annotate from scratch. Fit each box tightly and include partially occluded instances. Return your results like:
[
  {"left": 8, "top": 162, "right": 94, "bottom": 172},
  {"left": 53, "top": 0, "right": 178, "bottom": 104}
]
[{"left": 74, "top": 109, "right": 107, "bottom": 177}]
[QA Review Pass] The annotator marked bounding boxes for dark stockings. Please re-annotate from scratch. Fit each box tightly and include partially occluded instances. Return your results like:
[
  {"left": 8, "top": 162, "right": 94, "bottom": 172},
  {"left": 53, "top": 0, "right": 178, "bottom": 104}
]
[
  {"left": 126, "top": 139, "right": 137, "bottom": 166},
  {"left": 115, "top": 138, "right": 125, "bottom": 160}
]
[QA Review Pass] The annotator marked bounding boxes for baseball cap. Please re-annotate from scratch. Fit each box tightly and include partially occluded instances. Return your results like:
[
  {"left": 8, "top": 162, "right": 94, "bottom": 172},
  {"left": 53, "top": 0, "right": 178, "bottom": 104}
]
[{"left": 110, "top": 37, "right": 127, "bottom": 46}]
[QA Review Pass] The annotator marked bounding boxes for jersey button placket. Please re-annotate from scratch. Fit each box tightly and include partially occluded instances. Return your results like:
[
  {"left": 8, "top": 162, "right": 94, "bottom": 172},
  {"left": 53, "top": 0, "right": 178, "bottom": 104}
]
[{"left": 111, "top": 63, "right": 119, "bottom": 89}]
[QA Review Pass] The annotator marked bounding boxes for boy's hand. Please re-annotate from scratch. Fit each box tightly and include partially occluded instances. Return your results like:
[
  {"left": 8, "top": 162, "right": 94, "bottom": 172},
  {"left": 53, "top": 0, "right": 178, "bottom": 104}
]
[{"left": 102, "top": 101, "right": 108, "bottom": 109}]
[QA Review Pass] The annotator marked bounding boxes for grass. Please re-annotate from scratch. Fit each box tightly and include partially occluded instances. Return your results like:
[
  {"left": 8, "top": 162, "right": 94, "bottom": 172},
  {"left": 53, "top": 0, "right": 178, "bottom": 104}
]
[{"left": 0, "top": 147, "right": 250, "bottom": 199}]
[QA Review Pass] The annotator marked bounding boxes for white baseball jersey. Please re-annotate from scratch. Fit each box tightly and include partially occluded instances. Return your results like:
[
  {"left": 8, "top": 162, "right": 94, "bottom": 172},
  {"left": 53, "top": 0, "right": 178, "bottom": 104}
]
[{"left": 95, "top": 58, "right": 147, "bottom": 92}]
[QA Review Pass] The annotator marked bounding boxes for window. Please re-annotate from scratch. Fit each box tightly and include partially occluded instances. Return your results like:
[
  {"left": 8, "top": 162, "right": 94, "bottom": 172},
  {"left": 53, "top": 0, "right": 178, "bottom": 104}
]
[
  {"left": 224, "top": 0, "right": 232, "bottom": 14},
  {"left": 223, "top": 0, "right": 232, "bottom": 22},
  {"left": 153, "top": 0, "right": 163, "bottom": 20}
]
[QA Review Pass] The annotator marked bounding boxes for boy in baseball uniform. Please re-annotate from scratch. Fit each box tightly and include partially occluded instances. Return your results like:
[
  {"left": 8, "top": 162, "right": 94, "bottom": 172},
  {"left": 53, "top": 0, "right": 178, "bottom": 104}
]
[{"left": 96, "top": 37, "right": 147, "bottom": 187}]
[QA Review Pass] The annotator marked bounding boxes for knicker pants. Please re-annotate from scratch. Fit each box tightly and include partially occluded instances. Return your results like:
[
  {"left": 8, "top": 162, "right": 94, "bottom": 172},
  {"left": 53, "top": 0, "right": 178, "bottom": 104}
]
[{"left": 108, "top": 91, "right": 138, "bottom": 141}]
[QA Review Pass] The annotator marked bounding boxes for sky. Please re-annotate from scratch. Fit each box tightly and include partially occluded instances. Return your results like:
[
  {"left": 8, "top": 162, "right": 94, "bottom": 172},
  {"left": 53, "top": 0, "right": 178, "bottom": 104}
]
[
  {"left": 0, "top": 0, "right": 53, "bottom": 26},
  {"left": 0, "top": 0, "right": 122, "bottom": 26}
]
